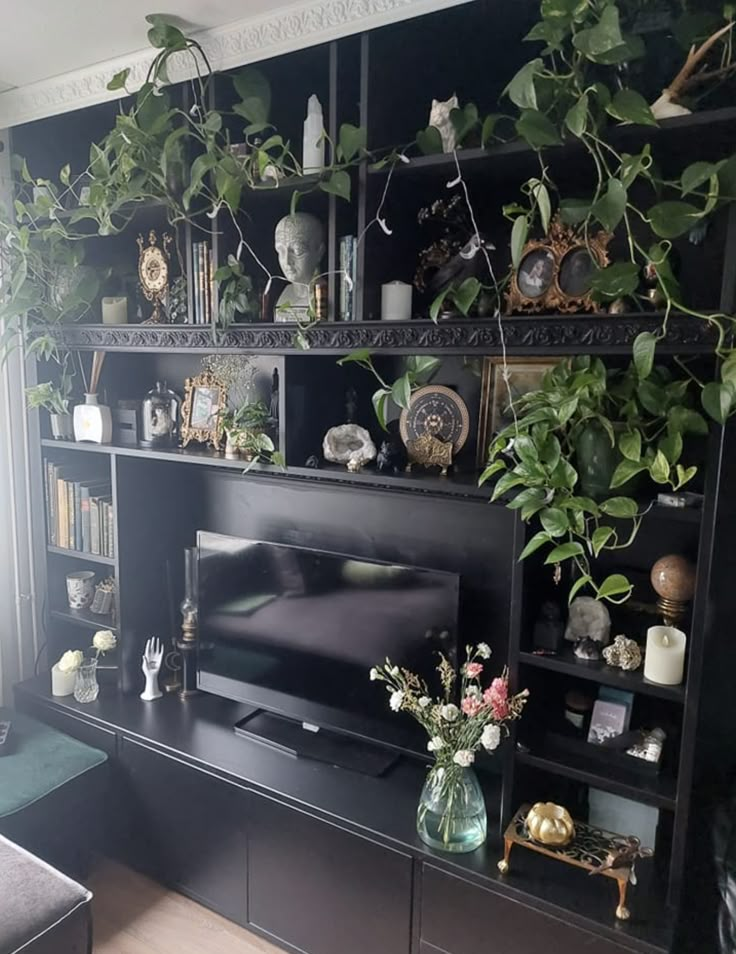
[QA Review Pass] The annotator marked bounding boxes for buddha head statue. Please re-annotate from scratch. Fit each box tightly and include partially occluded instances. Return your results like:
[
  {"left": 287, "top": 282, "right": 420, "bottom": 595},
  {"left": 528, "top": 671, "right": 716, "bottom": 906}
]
[{"left": 274, "top": 213, "right": 325, "bottom": 287}]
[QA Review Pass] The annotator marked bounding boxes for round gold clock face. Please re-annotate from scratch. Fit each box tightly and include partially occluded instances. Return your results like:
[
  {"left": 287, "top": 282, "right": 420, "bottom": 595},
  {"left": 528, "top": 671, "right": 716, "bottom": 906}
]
[
  {"left": 139, "top": 245, "right": 168, "bottom": 294},
  {"left": 399, "top": 385, "right": 470, "bottom": 453}
]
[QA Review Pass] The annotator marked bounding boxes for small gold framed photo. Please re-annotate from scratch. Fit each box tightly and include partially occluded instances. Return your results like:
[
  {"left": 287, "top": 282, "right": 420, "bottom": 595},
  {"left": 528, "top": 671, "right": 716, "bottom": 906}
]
[
  {"left": 181, "top": 371, "right": 226, "bottom": 449},
  {"left": 476, "top": 357, "right": 558, "bottom": 467}
]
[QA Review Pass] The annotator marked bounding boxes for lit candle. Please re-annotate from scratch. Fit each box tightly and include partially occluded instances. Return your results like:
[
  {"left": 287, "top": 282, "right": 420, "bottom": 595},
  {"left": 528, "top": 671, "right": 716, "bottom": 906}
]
[
  {"left": 644, "top": 626, "right": 686, "bottom": 686},
  {"left": 381, "top": 282, "right": 413, "bottom": 321}
]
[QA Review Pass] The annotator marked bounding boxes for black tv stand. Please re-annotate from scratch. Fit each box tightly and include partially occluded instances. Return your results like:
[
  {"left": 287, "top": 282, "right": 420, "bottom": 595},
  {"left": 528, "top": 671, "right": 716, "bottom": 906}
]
[{"left": 234, "top": 710, "right": 399, "bottom": 777}]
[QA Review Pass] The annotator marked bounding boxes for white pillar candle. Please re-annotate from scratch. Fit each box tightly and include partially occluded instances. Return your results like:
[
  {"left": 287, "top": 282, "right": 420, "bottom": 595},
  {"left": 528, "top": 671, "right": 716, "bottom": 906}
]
[
  {"left": 644, "top": 626, "right": 686, "bottom": 686},
  {"left": 51, "top": 664, "right": 77, "bottom": 697},
  {"left": 102, "top": 296, "right": 128, "bottom": 324},
  {"left": 381, "top": 281, "right": 413, "bottom": 321}
]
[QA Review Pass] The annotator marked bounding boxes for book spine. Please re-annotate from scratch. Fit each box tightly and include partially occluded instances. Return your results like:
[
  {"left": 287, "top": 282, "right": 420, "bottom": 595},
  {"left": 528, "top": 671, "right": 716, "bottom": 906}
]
[
  {"left": 90, "top": 499, "right": 100, "bottom": 555},
  {"left": 198, "top": 242, "right": 206, "bottom": 324},
  {"left": 57, "top": 479, "right": 68, "bottom": 549},
  {"left": 350, "top": 236, "right": 357, "bottom": 320},
  {"left": 203, "top": 243, "right": 211, "bottom": 324},
  {"left": 100, "top": 502, "right": 107, "bottom": 558},
  {"left": 81, "top": 487, "right": 91, "bottom": 553},
  {"left": 68, "top": 483, "right": 75, "bottom": 551},
  {"left": 339, "top": 237, "right": 348, "bottom": 321},
  {"left": 192, "top": 243, "right": 200, "bottom": 324},
  {"left": 45, "top": 461, "right": 55, "bottom": 546},
  {"left": 74, "top": 481, "right": 82, "bottom": 551},
  {"left": 107, "top": 503, "right": 115, "bottom": 559}
]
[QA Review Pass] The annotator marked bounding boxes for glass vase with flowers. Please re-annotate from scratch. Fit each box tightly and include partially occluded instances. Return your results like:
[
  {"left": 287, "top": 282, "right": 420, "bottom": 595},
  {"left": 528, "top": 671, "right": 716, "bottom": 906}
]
[{"left": 371, "top": 643, "right": 528, "bottom": 853}]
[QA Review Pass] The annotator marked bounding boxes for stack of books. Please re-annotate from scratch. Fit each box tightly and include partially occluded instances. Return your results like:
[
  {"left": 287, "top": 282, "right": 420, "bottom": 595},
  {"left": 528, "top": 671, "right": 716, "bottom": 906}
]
[
  {"left": 44, "top": 461, "right": 115, "bottom": 558},
  {"left": 191, "top": 241, "right": 215, "bottom": 324},
  {"left": 339, "top": 235, "right": 357, "bottom": 321}
]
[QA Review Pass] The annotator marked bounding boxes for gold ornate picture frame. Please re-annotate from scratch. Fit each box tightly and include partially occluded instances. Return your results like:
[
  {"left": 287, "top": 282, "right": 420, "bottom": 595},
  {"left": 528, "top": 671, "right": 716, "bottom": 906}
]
[
  {"left": 180, "top": 370, "right": 226, "bottom": 449},
  {"left": 506, "top": 218, "right": 612, "bottom": 315},
  {"left": 476, "top": 357, "right": 559, "bottom": 468}
]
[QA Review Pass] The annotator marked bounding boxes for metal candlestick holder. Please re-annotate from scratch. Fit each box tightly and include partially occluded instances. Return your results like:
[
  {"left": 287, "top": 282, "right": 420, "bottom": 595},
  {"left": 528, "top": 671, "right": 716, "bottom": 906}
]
[{"left": 178, "top": 546, "right": 199, "bottom": 700}]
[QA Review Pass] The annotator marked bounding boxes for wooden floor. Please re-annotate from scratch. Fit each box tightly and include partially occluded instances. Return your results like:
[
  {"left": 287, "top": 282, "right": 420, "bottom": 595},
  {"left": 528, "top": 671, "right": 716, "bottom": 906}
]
[{"left": 89, "top": 858, "right": 282, "bottom": 954}]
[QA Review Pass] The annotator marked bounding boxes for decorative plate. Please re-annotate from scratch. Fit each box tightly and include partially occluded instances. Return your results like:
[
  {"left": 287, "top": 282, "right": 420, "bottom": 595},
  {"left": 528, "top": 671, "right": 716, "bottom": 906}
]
[{"left": 399, "top": 385, "right": 470, "bottom": 453}]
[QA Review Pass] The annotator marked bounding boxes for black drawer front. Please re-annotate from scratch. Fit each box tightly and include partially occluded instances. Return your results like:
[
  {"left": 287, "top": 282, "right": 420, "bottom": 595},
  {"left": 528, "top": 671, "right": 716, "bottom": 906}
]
[
  {"left": 421, "top": 866, "right": 636, "bottom": 954},
  {"left": 248, "top": 792, "right": 413, "bottom": 954},
  {"left": 118, "top": 737, "right": 248, "bottom": 925}
]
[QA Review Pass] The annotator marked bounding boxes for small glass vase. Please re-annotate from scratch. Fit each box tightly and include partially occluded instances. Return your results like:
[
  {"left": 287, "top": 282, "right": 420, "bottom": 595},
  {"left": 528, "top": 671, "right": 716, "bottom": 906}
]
[
  {"left": 73, "top": 658, "right": 99, "bottom": 703},
  {"left": 417, "top": 764, "right": 487, "bottom": 853}
]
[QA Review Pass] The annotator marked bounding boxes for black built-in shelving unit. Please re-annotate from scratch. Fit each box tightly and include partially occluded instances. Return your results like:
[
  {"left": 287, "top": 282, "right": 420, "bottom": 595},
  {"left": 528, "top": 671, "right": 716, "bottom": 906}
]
[{"left": 11, "top": 4, "right": 736, "bottom": 952}]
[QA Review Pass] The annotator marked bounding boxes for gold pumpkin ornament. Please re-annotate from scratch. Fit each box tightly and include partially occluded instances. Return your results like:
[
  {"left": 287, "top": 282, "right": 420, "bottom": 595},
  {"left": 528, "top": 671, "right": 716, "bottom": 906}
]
[{"left": 526, "top": 803, "right": 575, "bottom": 847}]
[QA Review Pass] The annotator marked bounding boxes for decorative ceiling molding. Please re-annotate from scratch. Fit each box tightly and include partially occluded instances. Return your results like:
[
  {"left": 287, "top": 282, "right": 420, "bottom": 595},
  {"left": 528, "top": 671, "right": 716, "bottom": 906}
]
[{"left": 0, "top": 0, "right": 472, "bottom": 129}]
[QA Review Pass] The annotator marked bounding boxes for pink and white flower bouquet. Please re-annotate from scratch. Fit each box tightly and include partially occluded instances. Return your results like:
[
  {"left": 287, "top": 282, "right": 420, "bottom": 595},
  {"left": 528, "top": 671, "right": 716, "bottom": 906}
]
[{"left": 371, "top": 643, "right": 528, "bottom": 852}]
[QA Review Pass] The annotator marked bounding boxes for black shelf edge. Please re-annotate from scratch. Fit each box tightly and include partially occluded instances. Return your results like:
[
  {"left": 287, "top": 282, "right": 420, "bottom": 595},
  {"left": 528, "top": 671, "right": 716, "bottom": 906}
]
[
  {"left": 369, "top": 106, "right": 736, "bottom": 178},
  {"left": 516, "top": 746, "right": 677, "bottom": 811},
  {"left": 50, "top": 607, "right": 117, "bottom": 633},
  {"left": 46, "top": 545, "right": 116, "bottom": 567},
  {"left": 40, "top": 439, "right": 493, "bottom": 501},
  {"left": 49, "top": 313, "right": 720, "bottom": 355},
  {"left": 518, "top": 649, "right": 686, "bottom": 703}
]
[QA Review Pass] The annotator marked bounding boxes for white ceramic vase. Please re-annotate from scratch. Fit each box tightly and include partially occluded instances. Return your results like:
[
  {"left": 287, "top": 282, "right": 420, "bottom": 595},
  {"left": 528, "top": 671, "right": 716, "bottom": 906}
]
[{"left": 73, "top": 394, "right": 112, "bottom": 444}]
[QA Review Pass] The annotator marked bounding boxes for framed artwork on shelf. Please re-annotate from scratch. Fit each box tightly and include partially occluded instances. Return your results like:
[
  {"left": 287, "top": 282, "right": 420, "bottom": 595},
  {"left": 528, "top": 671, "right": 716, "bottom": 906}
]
[
  {"left": 476, "top": 357, "right": 557, "bottom": 467},
  {"left": 180, "top": 371, "right": 225, "bottom": 449},
  {"left": 505, "top": 218, "right": 611, "bottom": 315}
]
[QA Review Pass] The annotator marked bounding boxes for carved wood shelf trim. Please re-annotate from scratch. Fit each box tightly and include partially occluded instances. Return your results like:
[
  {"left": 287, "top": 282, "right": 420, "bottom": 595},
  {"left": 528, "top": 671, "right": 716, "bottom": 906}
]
[{"left": 51, "top": 315, "right": 721, "bottom": 355}]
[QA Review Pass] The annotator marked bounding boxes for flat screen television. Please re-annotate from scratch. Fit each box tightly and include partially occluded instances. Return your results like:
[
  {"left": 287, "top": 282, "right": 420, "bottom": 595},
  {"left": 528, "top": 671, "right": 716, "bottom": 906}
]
[{"left": 197, "top": 531, "right": 460, "bottom": 753}]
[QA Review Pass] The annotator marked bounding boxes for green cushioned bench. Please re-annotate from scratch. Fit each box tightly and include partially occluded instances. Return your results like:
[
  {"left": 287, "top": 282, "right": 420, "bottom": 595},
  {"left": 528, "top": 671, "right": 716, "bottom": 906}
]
[{"left": 0, "top": 707, "right": 108, "bottom": 875}]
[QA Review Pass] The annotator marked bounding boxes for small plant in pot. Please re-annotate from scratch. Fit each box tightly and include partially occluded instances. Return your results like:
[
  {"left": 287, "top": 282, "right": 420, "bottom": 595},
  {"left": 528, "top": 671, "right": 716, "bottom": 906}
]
[
  {"left": 222, "top": 400, "right": 274, "bottom": 462},
  {"left": 25, "top": 367, "right": 74, "bottom": 440},
  {"left": 481, "top": 355, "right": 708, "bottom": 603}
]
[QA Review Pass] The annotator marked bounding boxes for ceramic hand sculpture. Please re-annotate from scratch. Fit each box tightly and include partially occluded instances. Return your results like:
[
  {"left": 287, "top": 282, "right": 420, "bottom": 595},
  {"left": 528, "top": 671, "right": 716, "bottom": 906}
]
[
  {"left": 140, "top": 637, "right": 164, "bottom": 701},
  {"left": 274, "top": 213, "right": 325, "bottom": 322}
]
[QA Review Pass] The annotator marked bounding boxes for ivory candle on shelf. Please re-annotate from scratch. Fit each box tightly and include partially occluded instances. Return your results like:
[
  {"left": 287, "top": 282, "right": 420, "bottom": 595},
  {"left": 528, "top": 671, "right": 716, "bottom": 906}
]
[
  {"left": 644, "top": 625, "right": 686, "bottom": 686},
  {"left": 51, "top": 664, "right": 76, "bottom": 697},
  {"left": 381, "top": 281, "right": 412, "bottom": 321},
  {"left": 102, "top": 296, "right": 128, "bottom": 325}
]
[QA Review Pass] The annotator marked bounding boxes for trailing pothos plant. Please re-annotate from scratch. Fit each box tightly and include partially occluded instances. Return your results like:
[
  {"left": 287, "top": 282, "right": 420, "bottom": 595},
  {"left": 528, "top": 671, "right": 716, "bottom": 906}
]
[
  {"left": 500, "top": 0, "right": 736, "bottom": 423},
  {"left": 480, "top": 354, "right": 708, "bottom": 603},
  {"left": 336, "top": 351, "right": 441, "bottom": 429}
]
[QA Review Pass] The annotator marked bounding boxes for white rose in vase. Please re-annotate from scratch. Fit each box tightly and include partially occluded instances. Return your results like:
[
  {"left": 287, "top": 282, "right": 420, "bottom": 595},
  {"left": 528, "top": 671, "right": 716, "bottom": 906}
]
[
  {"left": 92, "top": 629, "right": 117, "bottom": 655},
  {"left": 57, "top": 650, "right": 84, "bottom": 673}
]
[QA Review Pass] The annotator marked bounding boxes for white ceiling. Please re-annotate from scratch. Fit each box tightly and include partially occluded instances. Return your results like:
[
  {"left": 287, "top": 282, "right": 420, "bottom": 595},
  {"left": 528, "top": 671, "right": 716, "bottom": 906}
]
[
  {"left": 0, "top": 1, "right": 277, "bottom": 89},
  {"left": 0, "top": 0, "right": 470, "bottom": 128}
]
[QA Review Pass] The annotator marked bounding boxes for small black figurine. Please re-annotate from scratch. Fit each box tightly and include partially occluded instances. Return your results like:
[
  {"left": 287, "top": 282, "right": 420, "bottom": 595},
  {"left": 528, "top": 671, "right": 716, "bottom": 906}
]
[
  {"left": 532, "top": 601, "right": 564, "bottom": 654},
  {"left": 376, "top": 421, "right": 407, "bottom": 474},
  {"left": 269, "top": 368, "right": 280, "bottom": 425},
  {"left": 305, "top": 454, "right": 320, "bottom": 469}
]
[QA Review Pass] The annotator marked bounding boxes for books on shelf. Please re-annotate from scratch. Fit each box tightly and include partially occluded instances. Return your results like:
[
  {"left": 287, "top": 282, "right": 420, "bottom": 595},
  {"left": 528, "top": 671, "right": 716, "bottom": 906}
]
[
  {"left": 339, "top": 235, "right": 357, "bottom": 321},
  {"left": 44, "top": 460, "right": 115, "bottom": 559},
  {"left": 191, "top": 241, "right": 215, "bottom": 324}
]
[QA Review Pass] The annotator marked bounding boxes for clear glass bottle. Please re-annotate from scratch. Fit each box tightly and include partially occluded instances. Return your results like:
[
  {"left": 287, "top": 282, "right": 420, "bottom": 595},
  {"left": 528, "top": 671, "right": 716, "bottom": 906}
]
[
  {"left": 141, "top": 381, "right": 181, "bottom": 447},
  {"left": 416, "top": 764, "right": 487, "bottom": 853}
]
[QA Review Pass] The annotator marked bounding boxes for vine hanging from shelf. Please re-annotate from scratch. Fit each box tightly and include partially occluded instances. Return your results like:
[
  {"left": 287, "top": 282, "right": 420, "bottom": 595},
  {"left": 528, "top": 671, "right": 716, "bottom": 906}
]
[{"left": 3, "top": 4, "right": 736, "bottom": 601}]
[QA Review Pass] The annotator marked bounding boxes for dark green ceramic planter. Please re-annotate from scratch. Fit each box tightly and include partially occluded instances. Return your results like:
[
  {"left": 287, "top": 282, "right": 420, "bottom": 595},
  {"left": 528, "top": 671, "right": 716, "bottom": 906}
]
[{"left": 575, "top": 421, "right": 618, "bottom": 500}]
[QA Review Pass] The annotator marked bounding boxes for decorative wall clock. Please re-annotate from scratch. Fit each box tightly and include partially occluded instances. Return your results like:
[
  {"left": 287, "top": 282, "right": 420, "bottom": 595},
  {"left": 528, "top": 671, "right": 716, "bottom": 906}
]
[
  {"left": 399, "top": 385, "right": 470, "bottom": 475},
  {"left": 137, "top": 230, "right": 173, "bottom": 324}
]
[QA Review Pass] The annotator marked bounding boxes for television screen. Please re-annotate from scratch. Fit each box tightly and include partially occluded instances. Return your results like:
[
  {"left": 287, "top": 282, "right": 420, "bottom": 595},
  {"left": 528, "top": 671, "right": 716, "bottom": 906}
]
[{"left": 197, "top": 531, "right": 460, "bottom": 752}]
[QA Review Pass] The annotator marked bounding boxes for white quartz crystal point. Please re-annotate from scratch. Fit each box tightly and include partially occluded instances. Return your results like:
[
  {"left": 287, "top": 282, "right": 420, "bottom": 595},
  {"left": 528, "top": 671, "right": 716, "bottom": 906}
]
[{"left": 303, "top": 94, "right": 325, "bottom": 173}]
